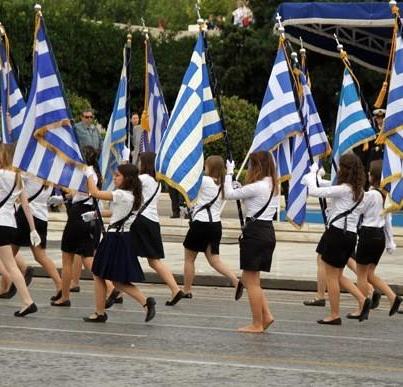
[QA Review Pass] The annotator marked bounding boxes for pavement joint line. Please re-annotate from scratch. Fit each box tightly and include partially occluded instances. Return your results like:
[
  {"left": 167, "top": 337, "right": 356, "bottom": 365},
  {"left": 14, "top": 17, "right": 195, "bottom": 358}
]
[
  {"left": 0, "top": 346, "right": 354, "bottom": 376},
  {"left": 0, "top": 325, "right": 147, "bottom": 338}
]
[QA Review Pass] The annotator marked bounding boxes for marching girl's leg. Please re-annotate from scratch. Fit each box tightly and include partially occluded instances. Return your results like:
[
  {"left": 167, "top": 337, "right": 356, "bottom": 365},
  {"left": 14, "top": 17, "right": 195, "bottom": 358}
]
[
  {"left": 70, "top": 255, "right": 82, "bottom": 292},
  {"left": 0, "top": 260, "right": 15, "bottom": 298},
  {"left": 205, "top": 245, "right": 238, "bottom": 288},
  {"left": 183, "top": 248, "right": 198, "bottom": 297},
  {"left": 52, "top": 251, "right": 74, "bottom": 306},
  {"left": 0, "top": 245, "right": 37, "bottom": 316},
  {"left": 322, "top": 263, "right": 343, "bottom": 322},
  {"left": 339, "top": 273, "right": 368, "bottom": 318}
]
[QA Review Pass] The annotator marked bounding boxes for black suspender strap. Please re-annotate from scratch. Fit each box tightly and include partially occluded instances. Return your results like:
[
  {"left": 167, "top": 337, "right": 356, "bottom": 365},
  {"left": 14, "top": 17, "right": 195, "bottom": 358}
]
[
  {"left": 0, "top": 175, "right": 17, "bottom": 209},
  {"left": 327, "top": 193, "right": 364, "bottom": 232},
  {"left": 190, "top": 187, "right": 221, "bottom": 223},
  {"left": 248, "top": 187, "right": 275, "bottom": 223},
  {"left": 28, "top": 185, "right": 45, "bottom": 203}
]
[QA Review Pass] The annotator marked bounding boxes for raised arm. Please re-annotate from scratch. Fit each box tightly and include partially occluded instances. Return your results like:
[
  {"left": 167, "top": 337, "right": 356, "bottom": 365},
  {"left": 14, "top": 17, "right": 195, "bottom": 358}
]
[
  {"left": 86, "top": 168, "right": 113, "bottom": 201},
  {"left": 304, "top": 172, "right": 349, "bottom": 198}
]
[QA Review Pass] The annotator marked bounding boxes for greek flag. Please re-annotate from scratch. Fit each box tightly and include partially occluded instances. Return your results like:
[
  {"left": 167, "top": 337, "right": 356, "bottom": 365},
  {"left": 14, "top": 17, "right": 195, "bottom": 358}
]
[
  {"left": 273, "top": 139, "right": 292, "bottom": 182},
  {"left": 142, "top": 40, "right": 169, "bottom": 152},
  {"left": 250, "top": 43, "right": 301, "bottom": 153},
  {"left": 13, "top": 12, "right": 86, "bottom": 192},
  {"left": 99, "top": 45, "right": 127, "bottom": 190},
  {"left": 287, "top": 71, "right": 330, "bottom": 227},
  {"left": 155, "top": 33, "right": 223, "bottom": 204},
  {"left": 383, "top": 32, "right": 403, "bottom": 142},
  {"left": 0, "top": 33, "right": 26, "bottom": 143},
  {"left": 331, "top": 68, "right": 376, "bottom": 182}
]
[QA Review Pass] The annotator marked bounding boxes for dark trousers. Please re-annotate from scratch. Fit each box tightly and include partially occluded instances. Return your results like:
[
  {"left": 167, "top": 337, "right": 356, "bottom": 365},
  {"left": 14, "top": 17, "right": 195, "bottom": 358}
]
[{"left": 168, "top": 187, "right": 184, "bottom": 217}]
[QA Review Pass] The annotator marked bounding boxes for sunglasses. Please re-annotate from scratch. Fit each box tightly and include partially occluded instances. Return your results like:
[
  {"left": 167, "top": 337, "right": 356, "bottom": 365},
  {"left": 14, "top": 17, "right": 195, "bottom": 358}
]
[{"left": 83, "top": 115, "right": 93, "bottom": 119}]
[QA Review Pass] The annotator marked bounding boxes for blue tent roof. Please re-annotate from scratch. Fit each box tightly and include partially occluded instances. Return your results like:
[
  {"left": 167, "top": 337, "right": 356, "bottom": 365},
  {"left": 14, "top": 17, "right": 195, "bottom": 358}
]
[{"left": 275, "top": 2, "right": 400, "bottom": 73}]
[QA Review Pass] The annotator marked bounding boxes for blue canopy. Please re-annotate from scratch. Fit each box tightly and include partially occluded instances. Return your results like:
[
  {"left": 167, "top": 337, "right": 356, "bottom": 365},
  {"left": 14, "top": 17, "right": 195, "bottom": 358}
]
[{"left": 275, "top": 2, "right": 399, "bottom": 73}]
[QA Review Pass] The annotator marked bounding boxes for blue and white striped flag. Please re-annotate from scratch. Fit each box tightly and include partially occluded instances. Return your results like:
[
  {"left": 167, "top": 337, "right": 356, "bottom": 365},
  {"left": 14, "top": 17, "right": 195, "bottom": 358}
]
[
  {"left": 99, "top": 45, "right": 127, "bottom": 190},
  {"left": 383, "top": 32, "right": 403, "bottom": 143},
  {"left": 250, "top": 43, "right": 301, "bottom": 153},
  {"left": 287, "top": 71, "right": 330, "bottom": 227},
  {"left": 13, "top": 12, "right": 86, "bottom": 192},
  {"left": 0, "top": 33, "right": 26, "bottom": 143},
  {"left": 331, "top": 68, "right": 376, "bottom": 182},
  {"left": 142, "top": 40, "right": 169, "bottom": 153},
  {"left": 155, "top": 33, "right": 223, "bottom": 204},
  {"left": 273, "top": 139, "right": 292, "bottom": 182}
]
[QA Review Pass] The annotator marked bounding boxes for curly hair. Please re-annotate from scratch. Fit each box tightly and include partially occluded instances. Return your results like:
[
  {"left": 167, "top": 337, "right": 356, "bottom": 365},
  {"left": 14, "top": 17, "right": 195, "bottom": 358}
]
[
  {"left": 117, "top": 163, "right": 142, "bottom": 211},
  {"left": 337, "top": 153, "right": 365, "bottom": 201}
]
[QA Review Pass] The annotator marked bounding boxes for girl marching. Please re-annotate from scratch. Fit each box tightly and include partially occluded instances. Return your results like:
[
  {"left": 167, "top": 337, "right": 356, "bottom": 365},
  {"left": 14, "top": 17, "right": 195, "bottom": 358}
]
[
  {"left": 183, "top": 155, "right": 239, "bottom": 298},
  {"left": 83, "top": 163, "right": 156, "bottom": 323},
  {"left": 225, "top": 151, "right": 278, "bottom": 333},
  {"left": 131, "top": 152, "right": 184, "bottom": 306}
]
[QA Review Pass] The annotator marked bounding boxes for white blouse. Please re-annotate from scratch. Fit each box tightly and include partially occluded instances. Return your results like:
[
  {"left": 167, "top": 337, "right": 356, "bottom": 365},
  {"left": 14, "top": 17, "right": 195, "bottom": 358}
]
[
  {"left": 224, "top": 175, "right": 279, "bottom": 221},
  {"left": 305, "top": 172, "right": 364, "bottom": 233},
  {"left": 109, "top": 189, "right": 136, "bottom": 232},
  {"left": 72, "top": 174, "right": 98, "bottom": 205},
  {"left": 191, "top": 176, "right": 223, "bottom": 222},
  {"left": 0, "top": 169, "right": 21, "bottom": 228},
  {"left": 139, "top": 174, "right": 161, "bottom": 223}
]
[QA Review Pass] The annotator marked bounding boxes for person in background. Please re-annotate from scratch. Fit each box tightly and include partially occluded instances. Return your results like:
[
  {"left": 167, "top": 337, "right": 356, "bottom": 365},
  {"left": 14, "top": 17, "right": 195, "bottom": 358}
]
[
  {"left": 75, "top": 110, "right": 103, "bottom": 156},
  {"left": 130, "top": 113, "right": 144, "bottom": 165}
]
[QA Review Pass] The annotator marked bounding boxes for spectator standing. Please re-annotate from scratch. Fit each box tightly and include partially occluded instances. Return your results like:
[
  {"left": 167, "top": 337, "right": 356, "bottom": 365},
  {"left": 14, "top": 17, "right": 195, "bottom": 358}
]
[{"left": 74, "top": 110, "right": 103, "bottom": 156}]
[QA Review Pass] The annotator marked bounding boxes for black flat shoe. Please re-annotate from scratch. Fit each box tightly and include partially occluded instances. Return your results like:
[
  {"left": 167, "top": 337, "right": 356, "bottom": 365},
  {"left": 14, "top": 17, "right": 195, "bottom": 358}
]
[
  {"left": 24, "top": 266, "right": 34, "bottom": 286},
  {"left": 0, "top": 283, "right": 17, "bottom": 299},
  {"left": 14, "top": 303, "right": 38, "bottom": 317},
  {"left": 166, "top": 290, "right": 185, "bottom": 306},
  {"left": 50, "top": 290, "right": 62, "bottom": 302},
  {"left": 50, "top": 300, "right": 71, "bottom": 307},
  {"left": 317, "top": 318, "right": 342, "bottom": 325},
  {"left": 105, "top": 289, "right": 120, "bottom": 309},
  {"left": 144, "top": 297, "right": 156, "bottom": 322},
  {"left": 346, "top": 313, "right": 360, "bottom": 320},
  {"left": 70, "top": 286, "right": 80, "bottom": 293},
  {"left": 183, "top": 293, "right": 192, "bottom": 299},
  {"left": 359, "top": 298, "right": 371, "bottom": 322},
  {"left": 371, "top": 290, "right": 382, "bottom": 309},
  {"left": 114, "top": 296, "right": 123, "bottom": 304},
  {"left": 235, "top": 281, "right": 244, "bottom": 301},
  {"left": 83, "top": 312, "right": 108, "bottom": 323},
  {"left": 389, "top": 296, "right": 402, "bottom": 316},
  {"left": 303, "top": 298, "right": 326, "bottom": 307}
]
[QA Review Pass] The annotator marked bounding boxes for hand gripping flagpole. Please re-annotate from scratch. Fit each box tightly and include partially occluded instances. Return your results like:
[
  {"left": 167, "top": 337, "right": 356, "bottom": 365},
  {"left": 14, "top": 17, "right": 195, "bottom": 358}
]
[{"left": 195, "top": 1, "right": 245, "bottom": 227}]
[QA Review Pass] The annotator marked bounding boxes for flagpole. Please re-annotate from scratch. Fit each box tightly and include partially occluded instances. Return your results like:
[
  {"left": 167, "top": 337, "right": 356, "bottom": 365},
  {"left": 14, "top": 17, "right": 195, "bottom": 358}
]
[
  {"left": 125, "top": 33, "right": 132, "bottom": 159},
  {"left": 195, "top": 2, "right": 244, "bottom": 227}
]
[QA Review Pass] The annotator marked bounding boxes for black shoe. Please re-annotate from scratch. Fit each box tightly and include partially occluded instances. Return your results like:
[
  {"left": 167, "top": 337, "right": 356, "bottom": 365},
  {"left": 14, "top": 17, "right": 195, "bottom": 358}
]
[
  {"left": 166, "top": 290, "right": 185, "bottom": 306},
  {"left": 114, "top": 296, "right": 123, "bottom": 304},
  {"left": 346, "top": 313, "right": 360, "bottom": 320},
  {"left": 83, "top": 312, "right": 108, "bottom": 323},
  {"left": 359, "top": 298, "right": 371, "bottom": 322},
  {"left": 303, "top": 298, "right": 326, "bottom": 306},
  {"left": 371, "top": 290, "right": 382, "bottom": 310},
  {"left": 24, "top": 266, "right": 34, "bottom": 286},
  {"left": 389, "top": 296, "right": 402, "bottom": 316},
  {"left": 105, "top": 289, "right": 120, "bottom": 309},
  {"left": 317, "top": 317, "right": 342, "bottom": 325},
  {"left": 14, "top": 303, "right": 38, "bottom": 317},
  {"left": 144, "top": 297, "right": 156, "bottom": 322},
  {"left": 0, "top": 283, "right": 17, "bottom": 299},
  {"left": 50, "top": 299, "right": 71, "bottom": 307},
  {"left": 183, "top": 293, "right": 192, "bottom": 299},
  {"left": 235, "top": 281, "right": 244, "bottom": 301},
  {"left": 70, "top": 286, "right": 80, "bottom": 293},
  {"left": 170, "top": 214, "right": 180, "bottom": 219},
  {"left": 50, "top": 290, "right": 62, "bottom": 302}
]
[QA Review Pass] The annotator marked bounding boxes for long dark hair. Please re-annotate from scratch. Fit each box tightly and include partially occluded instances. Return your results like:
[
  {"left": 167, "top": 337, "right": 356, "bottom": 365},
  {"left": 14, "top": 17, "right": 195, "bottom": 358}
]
[
  {"left": 369, "top": 159, "right": 382, "bottom": 188},
  {"left": 246, "top": 151, "right": 278, "bottom": 195},
  {"left": 117, "top": 164, "right": 142, "bottom": 210},
  {"left": 337, "top": 153, "right": 365, "bottom": 201},
  {"left": 83, "top": 146, "right": 102, "bottom": 189},
  {"left": 139, "top": 152, "right": 156, "bottom": 178},
  {"left": 205, "top": 155, "right": 225, "bottom": 198}
]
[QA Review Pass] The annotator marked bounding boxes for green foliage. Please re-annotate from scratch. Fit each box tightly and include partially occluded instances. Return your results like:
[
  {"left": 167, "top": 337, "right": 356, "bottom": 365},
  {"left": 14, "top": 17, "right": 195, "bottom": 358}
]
[
  {"left": 65, "top": 90, "right": 92, "bottom": 122},
  {"left": 204, "top": 96, "right": 259, "bottom": 166}
]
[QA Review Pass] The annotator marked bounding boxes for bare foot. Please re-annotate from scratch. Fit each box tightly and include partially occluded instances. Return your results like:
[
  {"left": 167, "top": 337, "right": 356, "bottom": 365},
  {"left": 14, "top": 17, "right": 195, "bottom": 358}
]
[
  {"left": 263, "top": 319, "right": 274, "bottom": 330},
  {"left": 237, "top": 324, "right": 264, "bottom": 333}
]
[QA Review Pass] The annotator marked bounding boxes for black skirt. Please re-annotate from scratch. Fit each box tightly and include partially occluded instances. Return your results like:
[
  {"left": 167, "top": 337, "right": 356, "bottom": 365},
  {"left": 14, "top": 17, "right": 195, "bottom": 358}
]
[
  {"left": 61, "top": 202, "right": 101, "bottom": 257},
  {"left": 356, "top": 226, "right": 385, "bottom": 266},
  {"left": 14, "top": 207, "right": 48, "bottom": 249},
  {"left": 0, "top": 226, "right": 17, "bottom": 247},
  {"left": 92, "top": 231, "right": 145, "bottom": 283},
  {"left": 239, "top": 219, "right": 276, "bottom": 272},
  {"left": 131, "top": 215, "right": 164, "bottom": 259},
  {"left": 316, "top": 231, "right": 326, "bottom": 255},
  {"left": 183, "top": 220, "right": 222, "bottom": 255},
  {"left": 321, "top": 226, "right": 357, "bottom": 269}
]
